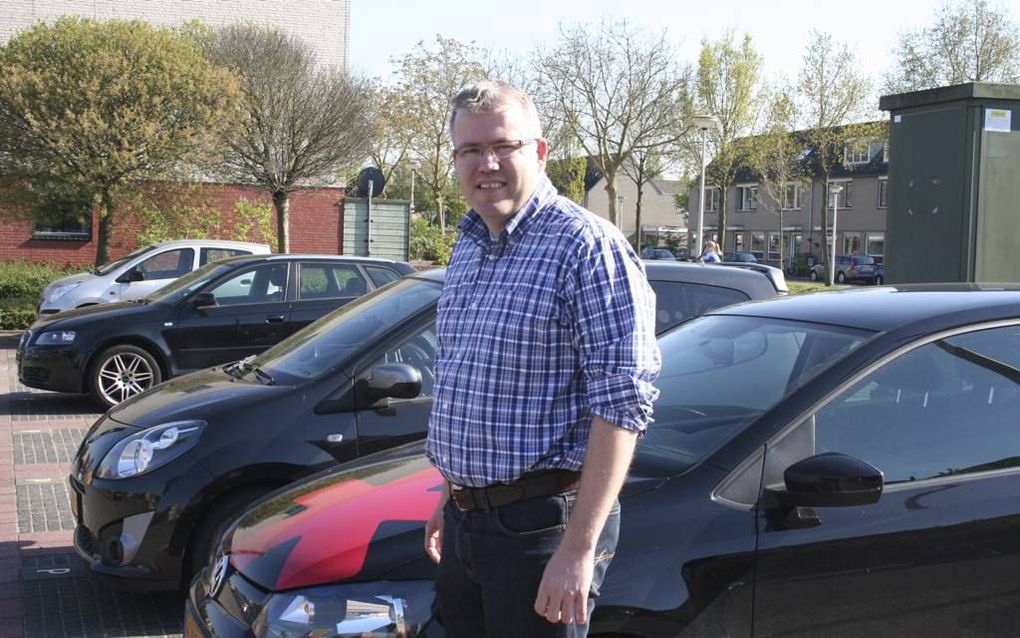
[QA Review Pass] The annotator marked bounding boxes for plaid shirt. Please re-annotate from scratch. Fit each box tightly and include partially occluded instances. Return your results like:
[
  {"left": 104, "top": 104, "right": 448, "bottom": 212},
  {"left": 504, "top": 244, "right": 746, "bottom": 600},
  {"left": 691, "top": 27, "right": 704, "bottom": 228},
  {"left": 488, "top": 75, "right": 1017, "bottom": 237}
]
[{"left": 426, "top": 176, "right": 661, "bottom": 487}]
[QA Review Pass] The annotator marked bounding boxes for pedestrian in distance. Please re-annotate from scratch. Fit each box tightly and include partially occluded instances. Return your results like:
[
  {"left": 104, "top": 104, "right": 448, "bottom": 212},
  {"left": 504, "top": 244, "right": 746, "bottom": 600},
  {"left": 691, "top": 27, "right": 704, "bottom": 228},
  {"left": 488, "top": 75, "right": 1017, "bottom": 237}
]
[
  {"left": 701, "top": 240, "right": 721, "bottom": 263},
  {"left": 423, "top": 79, "right": 662, "bottom": 638}
]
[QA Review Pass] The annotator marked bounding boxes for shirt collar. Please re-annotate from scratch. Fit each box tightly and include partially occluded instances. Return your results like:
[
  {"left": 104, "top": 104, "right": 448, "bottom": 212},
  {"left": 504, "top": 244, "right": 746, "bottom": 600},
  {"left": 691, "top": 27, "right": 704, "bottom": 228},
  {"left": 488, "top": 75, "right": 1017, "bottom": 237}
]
[{"left": 457, "top": 175, "right": 558, "bottom": 246}]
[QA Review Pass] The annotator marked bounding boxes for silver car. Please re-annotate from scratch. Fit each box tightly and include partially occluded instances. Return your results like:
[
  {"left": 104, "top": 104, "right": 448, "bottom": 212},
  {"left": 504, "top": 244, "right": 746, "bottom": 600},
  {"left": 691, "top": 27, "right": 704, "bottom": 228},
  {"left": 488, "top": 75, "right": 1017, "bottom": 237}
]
[{"left": 37, "top": 239, "right": 271, "bottom": 315}]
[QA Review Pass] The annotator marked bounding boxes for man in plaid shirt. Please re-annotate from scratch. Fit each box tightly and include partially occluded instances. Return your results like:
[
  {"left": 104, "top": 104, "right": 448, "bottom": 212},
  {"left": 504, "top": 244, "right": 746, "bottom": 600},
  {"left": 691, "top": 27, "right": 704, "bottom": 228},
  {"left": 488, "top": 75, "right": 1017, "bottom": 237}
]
[{"left": 424, "top": 79, "right": 661, "bottom": 637}]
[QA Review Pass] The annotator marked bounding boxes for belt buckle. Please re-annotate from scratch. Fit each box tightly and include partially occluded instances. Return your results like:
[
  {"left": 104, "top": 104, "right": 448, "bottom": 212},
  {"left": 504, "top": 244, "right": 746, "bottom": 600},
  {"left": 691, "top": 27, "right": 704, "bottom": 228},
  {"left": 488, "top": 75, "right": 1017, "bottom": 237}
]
[{"left": 450, "top": 484, "right": 477, "bottom": 512}]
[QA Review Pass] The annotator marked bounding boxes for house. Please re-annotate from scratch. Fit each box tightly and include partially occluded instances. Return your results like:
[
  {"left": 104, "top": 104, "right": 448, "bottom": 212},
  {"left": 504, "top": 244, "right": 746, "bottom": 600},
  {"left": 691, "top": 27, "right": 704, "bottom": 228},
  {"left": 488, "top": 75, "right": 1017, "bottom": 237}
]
[
  {"left": 690, "top": 127, "right": 888, "bottom": 266},
  {"left": 584, "top": 172, "right": 688, "bottom": 248}
]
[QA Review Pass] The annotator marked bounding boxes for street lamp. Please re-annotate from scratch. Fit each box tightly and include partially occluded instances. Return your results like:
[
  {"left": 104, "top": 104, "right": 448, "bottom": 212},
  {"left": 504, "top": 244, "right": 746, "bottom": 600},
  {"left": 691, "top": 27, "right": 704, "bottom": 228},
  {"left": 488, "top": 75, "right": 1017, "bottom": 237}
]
[
  {"left": 409, "top": 160, "right": 420, "bottom": 217},
  {"left": 828, "top": 182, "right": 844, "bottom": 285},
  {"left": 691, "top": 114, "right": 721, "bottom": 259}
]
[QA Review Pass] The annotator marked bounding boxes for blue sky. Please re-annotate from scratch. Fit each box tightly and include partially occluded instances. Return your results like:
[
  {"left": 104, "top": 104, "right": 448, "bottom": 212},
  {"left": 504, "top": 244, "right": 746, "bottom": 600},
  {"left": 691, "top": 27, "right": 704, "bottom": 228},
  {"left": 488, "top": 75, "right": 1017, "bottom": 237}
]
[{"left": 350, "top": 0, "right": 954, "bottom": 86}]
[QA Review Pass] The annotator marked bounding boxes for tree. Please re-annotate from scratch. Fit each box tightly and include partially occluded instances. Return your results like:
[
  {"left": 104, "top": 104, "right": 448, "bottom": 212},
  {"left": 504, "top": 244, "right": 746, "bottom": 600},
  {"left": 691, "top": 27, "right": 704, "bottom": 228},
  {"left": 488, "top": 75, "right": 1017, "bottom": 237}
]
[
  {"left": 365, "top": 81, "right": 415, "bottom": 198},
  {"left": 208, "top": 23, "right": 372, "bottom": 253},
  {"left": 0, "top": 18, "right": 241, "bottom": 265},
  {"left": 621, "top": 149, "right": 667, "bottom": 250},
  {"left": 885, "top": 0, "right": 1020, "bottom": 92},
  {"left": 746, "top": 88, "right": 807, "bottom": 270},
  {"left": 797, "top": 31, "right": 878, "bottom": 285},
  {"left": 536, "top": 18, "right": 689, "bottom": 227},
  {"left": 388, "top": 36, "right": 487, "bottom": 233},
  {"left": 692, "top": 31, "right": 766, "bottom": 250}
]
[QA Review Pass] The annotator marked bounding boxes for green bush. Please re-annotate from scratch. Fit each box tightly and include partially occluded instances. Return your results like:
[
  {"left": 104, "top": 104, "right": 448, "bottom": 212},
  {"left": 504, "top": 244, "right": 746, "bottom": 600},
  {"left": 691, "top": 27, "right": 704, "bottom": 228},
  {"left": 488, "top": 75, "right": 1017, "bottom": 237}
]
[
  {"left": 0, "top": 297, "right": 35, "bottom": 330},
  {"left": 0, "top": 260, "right": 77, "bottom": 300},
  {"left": 409, "top": 218, "right": 455, "bottom": 265}
]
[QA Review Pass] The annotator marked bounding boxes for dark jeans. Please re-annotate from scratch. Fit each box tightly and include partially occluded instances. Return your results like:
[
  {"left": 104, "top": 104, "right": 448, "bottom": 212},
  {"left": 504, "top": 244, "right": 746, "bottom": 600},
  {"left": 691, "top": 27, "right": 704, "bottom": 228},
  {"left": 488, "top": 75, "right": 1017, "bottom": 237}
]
[{"left": 436, "top": 490, "right": 620, "bottom": 638}]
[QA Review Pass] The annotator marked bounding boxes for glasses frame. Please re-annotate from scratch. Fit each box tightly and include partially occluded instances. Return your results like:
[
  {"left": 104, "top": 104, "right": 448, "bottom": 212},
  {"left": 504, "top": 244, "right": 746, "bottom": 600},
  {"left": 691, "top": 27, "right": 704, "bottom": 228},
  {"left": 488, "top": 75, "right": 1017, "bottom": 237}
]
[{"left": 452, "top": 138, "right": 538, "bottom": 163}]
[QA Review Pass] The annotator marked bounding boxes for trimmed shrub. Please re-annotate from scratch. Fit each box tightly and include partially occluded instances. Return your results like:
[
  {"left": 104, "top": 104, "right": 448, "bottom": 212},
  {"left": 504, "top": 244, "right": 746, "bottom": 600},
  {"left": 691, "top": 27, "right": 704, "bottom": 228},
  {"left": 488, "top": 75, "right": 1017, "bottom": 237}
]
[
  {"left": 0, "top": 297, "right": 35, "bottom": 330},
  {"left": 0, "top": 260, "right": 78, "bottom": 300}
]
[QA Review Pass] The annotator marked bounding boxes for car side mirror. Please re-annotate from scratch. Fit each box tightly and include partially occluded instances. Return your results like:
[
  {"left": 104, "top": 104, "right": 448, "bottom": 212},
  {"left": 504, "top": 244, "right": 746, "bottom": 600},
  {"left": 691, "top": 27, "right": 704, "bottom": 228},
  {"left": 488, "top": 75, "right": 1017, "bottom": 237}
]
[
  {"left": 767, "top": 452, "right": 883, "bottom": 508},
  {"left": 116, "top": 268, "right": 145, "bottom": 284},
  {"left": 357, "top": 363, "right": 421, "bottom": 407},
  {"left": 191, "top": 292, "right": 217, "bottom": 308}
]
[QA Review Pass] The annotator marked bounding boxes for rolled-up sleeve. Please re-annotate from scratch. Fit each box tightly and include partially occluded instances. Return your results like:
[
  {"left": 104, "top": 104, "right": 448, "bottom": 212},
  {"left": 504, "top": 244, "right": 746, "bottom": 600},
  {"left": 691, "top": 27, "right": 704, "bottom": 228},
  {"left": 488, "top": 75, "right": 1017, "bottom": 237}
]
[{"left": 567, "top": 231, "right": 662, "bottom": 433}]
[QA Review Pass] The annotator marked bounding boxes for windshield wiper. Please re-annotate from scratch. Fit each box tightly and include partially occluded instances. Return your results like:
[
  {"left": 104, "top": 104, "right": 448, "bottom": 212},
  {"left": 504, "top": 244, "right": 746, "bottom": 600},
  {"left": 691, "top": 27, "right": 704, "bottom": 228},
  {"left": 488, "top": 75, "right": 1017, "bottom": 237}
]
[
  {"left": 224, "top": 355, "right": 257, "bottom": 378},
  {"left": 251, "top": 366, "right": 275, "bottom": 385}
]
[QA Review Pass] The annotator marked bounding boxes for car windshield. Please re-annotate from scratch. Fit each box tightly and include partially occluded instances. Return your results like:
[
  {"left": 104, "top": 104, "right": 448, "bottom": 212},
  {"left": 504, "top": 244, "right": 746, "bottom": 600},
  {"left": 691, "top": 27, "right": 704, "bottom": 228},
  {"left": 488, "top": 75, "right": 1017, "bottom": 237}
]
[
  {"left": 633, "top": 315, "right": 872, "bottom": 477},
  {"left": 94, "top": 244, "right": 156, "bottom": 275},
  {"left": 255, "top": 277, "right": 443, "bottom": 382},
  {"left": 143, "top": 261, "right": 236, "bottom": 303}
]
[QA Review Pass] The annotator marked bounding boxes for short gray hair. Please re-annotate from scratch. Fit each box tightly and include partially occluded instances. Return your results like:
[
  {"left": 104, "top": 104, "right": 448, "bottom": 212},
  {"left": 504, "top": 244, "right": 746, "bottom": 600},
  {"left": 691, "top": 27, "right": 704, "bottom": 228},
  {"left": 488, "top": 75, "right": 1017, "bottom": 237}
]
[{"left": 448, "top": 80, "right": 542, "bottom": 139}]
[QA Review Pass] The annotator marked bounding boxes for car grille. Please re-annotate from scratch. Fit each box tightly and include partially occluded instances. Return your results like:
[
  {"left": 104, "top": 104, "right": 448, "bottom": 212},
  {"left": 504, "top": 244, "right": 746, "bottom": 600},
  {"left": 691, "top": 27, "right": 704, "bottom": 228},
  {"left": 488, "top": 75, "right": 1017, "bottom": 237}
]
[{"left": 19, "top": 366, "right": 49, "bottom": 384}]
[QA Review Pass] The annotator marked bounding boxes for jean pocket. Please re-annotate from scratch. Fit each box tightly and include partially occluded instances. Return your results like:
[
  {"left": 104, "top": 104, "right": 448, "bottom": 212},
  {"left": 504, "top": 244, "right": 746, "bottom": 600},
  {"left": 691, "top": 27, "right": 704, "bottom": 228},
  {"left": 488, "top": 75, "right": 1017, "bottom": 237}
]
[{"left": 495, "top": 493, "right": 570, "bottom": 536}]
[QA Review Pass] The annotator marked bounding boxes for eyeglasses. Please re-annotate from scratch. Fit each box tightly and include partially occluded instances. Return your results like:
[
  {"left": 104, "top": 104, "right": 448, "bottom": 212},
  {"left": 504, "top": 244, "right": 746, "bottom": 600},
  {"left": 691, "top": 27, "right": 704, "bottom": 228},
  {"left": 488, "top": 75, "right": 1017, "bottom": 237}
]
[{"left": 452, "top": 139, "right": 537, "bottom": 162}]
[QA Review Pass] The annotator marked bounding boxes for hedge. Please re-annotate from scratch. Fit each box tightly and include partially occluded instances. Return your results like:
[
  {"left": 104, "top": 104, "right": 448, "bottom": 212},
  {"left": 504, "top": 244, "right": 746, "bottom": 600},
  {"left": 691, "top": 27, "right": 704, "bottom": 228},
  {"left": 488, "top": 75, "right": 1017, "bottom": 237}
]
[{"left": 0, "top": 261, "right": 79, "bottom": 331}]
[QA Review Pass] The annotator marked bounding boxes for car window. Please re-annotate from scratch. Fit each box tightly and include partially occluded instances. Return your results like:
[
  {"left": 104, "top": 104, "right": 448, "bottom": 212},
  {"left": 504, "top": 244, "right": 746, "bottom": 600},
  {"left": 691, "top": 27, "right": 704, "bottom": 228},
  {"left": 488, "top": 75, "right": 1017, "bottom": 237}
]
[
  {"left": 366, "top": 324, "right": 437, "bottom": 397},
  {"left": 96, "top": 244, "right": 156, "bottom": 275},
  {"left": 136, "top": 248, "right": 194, "bottom": 280},
  {"left": 814, "top": 324, "right": 1020, "bottom": 485},
  {"left": 208, "top": 263, "right": 288, "bottom": 305},
  {"left": 200, "top": 247, "right": 251, "bottom": 265},
  {"left": 633, "top": 316, "right": 870, "bottom": 477},
  {"left": 649, "top": 280, "right": 751, "bottom": 334},
  {"left": 299, "top": 263, "right": 367, "bottom": 300},
  {"left": 366, "top": 265, "right": 401, "bottom": 288}
]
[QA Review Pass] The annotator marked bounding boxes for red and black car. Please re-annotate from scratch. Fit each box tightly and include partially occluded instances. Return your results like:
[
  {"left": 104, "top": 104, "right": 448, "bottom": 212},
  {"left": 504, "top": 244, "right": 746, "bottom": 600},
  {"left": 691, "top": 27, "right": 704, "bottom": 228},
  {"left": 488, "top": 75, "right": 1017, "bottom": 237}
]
[{"left": 189, "top": 285, "right": 1020, "bottom": 637}]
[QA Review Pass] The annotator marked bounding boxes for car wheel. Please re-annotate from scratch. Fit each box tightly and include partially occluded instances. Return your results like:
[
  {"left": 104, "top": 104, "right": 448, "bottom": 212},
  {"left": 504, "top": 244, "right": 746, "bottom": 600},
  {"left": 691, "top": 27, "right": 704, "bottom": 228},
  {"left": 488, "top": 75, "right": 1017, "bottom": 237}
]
[
  {"left": 809, "top": 270, "right": 819, "bottom": 282},
  {"left": 91, "top": 345, "right": 162, "bottom": 408},
  {"left": 836, "top": 271, "right": 846, "bottom": 283},
  {"left": 186, "top": 487, "right": 273, "bottom": 586}
]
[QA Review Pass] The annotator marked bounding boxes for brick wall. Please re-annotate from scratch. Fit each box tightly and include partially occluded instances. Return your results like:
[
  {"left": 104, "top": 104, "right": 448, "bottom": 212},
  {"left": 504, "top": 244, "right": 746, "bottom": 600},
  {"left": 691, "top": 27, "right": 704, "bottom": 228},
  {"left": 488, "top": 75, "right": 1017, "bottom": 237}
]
[
  {"left": 0, "top": 184, "right": 346, "bottom": 268},
  {"left": 0, "top": 0, "right": 351, "bottom": 70}
]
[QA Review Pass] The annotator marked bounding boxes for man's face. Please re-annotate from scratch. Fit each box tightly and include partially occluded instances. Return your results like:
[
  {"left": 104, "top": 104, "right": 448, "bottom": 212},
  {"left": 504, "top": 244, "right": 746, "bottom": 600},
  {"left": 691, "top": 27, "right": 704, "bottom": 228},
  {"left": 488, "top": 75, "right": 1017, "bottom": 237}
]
[{"left": 451, "top": 105, "right": 548, "bottom": 232}]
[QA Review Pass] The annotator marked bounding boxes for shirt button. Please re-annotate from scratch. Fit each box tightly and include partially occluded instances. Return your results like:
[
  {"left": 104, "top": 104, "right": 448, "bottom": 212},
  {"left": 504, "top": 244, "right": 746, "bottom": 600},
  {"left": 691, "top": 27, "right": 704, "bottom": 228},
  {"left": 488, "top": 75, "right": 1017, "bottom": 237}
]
[
  {"left": 488, "top": 254, "right": 497, "bottom": 260},
  {"left": 470, "top": 302, "right": 477, "bottom": 309}
]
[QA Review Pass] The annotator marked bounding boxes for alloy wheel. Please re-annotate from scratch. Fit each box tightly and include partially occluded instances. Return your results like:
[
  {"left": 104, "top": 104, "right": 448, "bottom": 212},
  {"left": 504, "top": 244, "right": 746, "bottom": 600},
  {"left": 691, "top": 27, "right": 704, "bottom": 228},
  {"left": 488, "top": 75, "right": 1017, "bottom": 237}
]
[{"left": 96, "top": 351, "right": 157, "bottom": 405}]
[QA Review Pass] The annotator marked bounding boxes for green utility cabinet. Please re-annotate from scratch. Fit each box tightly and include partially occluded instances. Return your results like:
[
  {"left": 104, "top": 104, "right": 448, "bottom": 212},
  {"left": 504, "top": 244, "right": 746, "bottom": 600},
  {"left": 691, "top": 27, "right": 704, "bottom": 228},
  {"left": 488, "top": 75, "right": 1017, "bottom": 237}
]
[
  {"left": 342, "top": 198, "right": 410, "bottom": 261},
  {"left": 879, "top": 83, "right": 1020, "bottom": 283}
]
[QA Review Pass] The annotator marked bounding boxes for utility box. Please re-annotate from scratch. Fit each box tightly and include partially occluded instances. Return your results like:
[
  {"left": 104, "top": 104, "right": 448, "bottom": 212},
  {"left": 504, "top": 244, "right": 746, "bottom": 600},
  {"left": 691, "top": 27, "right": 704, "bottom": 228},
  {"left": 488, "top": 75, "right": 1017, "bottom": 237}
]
[
  {"left": 879, "top": 83, "right": 1020, "bottom": 283},
  {"left": 342, "top": 198, "right": 410, "bottom": 262}
]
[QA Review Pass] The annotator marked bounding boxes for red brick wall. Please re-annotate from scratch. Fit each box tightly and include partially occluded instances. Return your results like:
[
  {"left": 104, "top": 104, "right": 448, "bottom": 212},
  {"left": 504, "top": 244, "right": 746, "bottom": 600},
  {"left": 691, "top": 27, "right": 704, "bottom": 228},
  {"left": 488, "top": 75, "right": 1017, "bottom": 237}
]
[{"left": 0, "top": 183, "right": 345, "bottom": 267}]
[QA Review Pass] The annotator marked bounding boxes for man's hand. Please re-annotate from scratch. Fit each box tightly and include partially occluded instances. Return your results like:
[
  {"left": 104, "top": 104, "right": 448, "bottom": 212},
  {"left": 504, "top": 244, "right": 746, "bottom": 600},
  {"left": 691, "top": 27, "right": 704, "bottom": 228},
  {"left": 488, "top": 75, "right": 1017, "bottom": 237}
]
[
  {"left": 424, "top": 498, "right": 444, "bottom": 563},
  {"left": 534, "top": 545, "right": 594, "bottom": 624}
]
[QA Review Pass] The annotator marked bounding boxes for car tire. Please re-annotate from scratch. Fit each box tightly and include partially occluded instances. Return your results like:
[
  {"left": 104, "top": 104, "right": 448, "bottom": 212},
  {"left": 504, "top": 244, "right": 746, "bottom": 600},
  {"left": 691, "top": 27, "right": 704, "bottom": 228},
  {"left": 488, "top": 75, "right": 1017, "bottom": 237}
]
[
  {"left": 186, "top": 486, "right": 273, "bottom": 586},
  {"left": 836, "top": 272, "right": 846, "bottom": 284},
  {"left": 809, "top": 270, "right": 819, "bottom": 282},
  {"left": 90, "top": 344, "right": 162, "bottom": 409}
]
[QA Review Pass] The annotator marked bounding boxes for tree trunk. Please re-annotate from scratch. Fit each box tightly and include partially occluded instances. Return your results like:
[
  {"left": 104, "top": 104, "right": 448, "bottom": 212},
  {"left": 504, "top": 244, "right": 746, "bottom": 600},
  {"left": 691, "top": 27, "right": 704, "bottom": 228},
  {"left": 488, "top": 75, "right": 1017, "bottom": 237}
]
[
  {"left": 778, "top": 209, "right": 784, "bottom": 268},
  {"left": 95, "top": 191, "right": 114, "bottom": 267},
  {"left": 634, "top": 156, "right": 645, "bottom": 250},
  {"left": 604, "top": 172, "right": 618, "bottom": 227},
  {"left": 819, "top": 181, "right": 832, "bottom": 286},
  {"left": 273, "top": 190, "right": 291, "bottom": 253},
  {"left": 716, "top": 189, "right": 728, "bottom": 250},
  {"left": 437, "top": 193, "right": 446, "bottom": 235}
]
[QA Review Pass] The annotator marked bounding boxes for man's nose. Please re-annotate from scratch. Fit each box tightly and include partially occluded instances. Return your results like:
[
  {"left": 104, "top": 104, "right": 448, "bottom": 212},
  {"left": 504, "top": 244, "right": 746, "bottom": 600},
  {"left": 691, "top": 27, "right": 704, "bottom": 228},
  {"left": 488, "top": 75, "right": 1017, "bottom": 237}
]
[{"left": 479, "top": 147, "right": 501, "bottom": 169}]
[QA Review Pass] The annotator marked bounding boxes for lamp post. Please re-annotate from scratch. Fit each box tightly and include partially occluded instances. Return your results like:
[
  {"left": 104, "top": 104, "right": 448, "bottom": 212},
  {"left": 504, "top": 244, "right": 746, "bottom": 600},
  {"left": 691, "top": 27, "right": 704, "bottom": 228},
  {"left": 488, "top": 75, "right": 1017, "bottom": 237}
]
[
  {"left": 829, "top": 182, "right": 843, "bottom": 285},
  {"left": 409, "top": 160, "right": 420, "bottom": 218},
  {"left": 691, "top": 114, "right": 721, "bottom": 259}
]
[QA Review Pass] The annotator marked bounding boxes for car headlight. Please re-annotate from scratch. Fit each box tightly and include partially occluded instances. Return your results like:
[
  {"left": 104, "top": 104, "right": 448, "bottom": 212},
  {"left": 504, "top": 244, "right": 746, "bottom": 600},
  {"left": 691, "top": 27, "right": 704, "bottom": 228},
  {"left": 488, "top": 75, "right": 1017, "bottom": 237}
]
[
  {"left": 47, "top": 282, "right": 81, "bottom": 301},
  {"left": 34, "top": 330, "right": 77, "bottom": 345},
  {"left": 95, "top": 420, "right": 205, "bottom": 479},
  {"left": 252, "top": 580, "right": 434, "bottom": 638}
]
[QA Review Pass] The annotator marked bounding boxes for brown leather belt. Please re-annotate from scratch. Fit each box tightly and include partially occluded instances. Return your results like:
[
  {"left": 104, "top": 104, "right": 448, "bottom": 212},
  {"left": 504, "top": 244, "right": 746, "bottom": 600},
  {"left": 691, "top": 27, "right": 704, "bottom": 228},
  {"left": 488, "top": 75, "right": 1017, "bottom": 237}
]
[{"left": 449, "top": 469, "right": 581, "bottom": 512}]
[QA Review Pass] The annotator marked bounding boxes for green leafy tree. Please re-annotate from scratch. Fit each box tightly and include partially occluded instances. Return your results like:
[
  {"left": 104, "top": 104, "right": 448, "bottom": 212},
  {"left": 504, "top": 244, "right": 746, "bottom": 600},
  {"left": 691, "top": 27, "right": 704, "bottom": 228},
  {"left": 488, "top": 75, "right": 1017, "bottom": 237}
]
[
  {"left": 692, "top": 31, "right": 766, "bottom": 249},
  {"left": 0, "top": 17, "right": 242, "bottom": 265},
  {"left": 546, "top": 155, "right": 588, "bottom": 204},
  {"left": 207, "top": 23, "right": 373, "bottom": 253},
  {"left": 885, "top": 0, "right": 1020, "bottom": 92}
]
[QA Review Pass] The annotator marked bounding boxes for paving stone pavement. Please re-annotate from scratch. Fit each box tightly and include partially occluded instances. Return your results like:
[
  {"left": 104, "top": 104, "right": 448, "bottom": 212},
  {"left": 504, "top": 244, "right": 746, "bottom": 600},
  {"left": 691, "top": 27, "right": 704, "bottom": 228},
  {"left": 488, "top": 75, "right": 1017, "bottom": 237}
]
[{"left": 1, "top": 334, "right": 184, "bottom": 637}]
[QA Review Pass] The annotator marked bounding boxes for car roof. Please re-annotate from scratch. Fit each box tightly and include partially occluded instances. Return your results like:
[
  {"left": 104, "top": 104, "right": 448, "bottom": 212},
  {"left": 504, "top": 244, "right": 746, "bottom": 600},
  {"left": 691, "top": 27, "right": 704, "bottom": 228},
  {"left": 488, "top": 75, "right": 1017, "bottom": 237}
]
[
  {"left": 713, "top": 284, "right": 1020, "bottom": 332},
  {"left": 217, "top": 253, "right": 410, "bottom": 266},
  {"left": 152, "top": 239, "right": 270, "bottom": 250},
  {"left": 412, "top": 261, "right": 779, "bottom": 298}
]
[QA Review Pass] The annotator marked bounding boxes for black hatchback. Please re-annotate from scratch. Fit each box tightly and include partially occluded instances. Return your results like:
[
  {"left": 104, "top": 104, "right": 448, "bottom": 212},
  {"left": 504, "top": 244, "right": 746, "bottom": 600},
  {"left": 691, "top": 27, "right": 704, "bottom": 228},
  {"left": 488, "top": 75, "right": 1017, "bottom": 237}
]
[
  {"left": 16, "top": 254, "right": 413, "bottom": 408},
  {"left": 68, "top": 262, "right": 780, "bottom": 592}
]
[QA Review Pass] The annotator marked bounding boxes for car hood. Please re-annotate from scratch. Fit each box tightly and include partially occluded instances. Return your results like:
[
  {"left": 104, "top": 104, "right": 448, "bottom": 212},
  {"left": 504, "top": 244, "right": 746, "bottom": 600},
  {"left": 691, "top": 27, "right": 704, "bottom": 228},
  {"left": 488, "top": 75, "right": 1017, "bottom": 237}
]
[
  {"left": 46, "top": 272, "right": 96, "bottom": 289},
  {"left": 107, "top": 367, "right": 300, "bottom": 427},
  {"left": 225, "top": 443, "right": 667, "bottom": 592},
  {"left": 30, "top": 300, "right": 154, "bottom": 328}
]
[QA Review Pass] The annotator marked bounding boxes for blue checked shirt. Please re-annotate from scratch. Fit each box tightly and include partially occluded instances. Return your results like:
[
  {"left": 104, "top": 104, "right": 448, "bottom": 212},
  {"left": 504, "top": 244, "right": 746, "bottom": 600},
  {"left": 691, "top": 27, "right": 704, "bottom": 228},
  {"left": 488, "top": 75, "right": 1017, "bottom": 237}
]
[{"left": 426, "top": 176, "right": 661, "bottom": 487}]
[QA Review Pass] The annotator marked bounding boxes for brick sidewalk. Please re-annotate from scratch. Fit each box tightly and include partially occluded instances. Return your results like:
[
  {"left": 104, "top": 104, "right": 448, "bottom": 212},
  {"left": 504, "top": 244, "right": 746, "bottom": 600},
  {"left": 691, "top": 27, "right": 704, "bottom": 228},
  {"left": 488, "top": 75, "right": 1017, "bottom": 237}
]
[{"left": 1, "top": 335, "right": 183, "bottom": 637}]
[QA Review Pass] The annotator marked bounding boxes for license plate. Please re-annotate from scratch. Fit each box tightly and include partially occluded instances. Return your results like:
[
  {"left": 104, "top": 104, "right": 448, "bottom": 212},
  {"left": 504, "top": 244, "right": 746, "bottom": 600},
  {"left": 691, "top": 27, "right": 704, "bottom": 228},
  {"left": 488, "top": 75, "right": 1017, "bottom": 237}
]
[{"left": 184, "top": 611, "right": 205, "bottom": 638}]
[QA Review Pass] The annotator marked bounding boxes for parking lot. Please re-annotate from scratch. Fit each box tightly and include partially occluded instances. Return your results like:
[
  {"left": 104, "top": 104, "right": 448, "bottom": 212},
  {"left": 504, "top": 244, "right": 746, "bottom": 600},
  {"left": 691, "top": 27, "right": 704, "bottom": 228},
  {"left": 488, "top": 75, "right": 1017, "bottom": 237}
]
[{"left": 0, "top": 333, "right": 183, "bottom": 638}]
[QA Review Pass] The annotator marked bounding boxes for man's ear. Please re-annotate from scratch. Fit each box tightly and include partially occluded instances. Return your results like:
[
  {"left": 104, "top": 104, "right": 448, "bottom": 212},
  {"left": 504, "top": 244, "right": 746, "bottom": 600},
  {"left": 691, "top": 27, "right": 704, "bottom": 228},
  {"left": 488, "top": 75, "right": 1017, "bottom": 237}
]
[{"left": 536, "top": 137, "right": 550, "bottom": 166}]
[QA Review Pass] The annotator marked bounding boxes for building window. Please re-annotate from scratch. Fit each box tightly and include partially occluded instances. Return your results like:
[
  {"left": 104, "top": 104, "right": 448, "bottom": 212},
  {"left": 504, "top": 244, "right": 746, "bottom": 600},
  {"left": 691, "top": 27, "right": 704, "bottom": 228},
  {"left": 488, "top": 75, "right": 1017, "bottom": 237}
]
[
  {"left": 867, "top": 233, "right": 885, "bottom": 257},
  {"left": 878, "top": 178, "right": 888, "bottom": 208},
  {"left": 842, "top": 233, "right": 863, "bottom": 255},
  {"left": 31, "top": 199, "right": 92, "bottom": 240},
  {"left": 750, "top": 232, "right": 765, "bottom": 259},
  {"left": 737, "top": 185, "right": 758, "bottom": 211},
  {"left": 705, "top": 188, "right": 720, "bottom": 212},
  {"left": 844, "top": 140, "right": 886, "bottom": 166},
  {"left": 733, "top": 232, "right": 745, "bottom": 252},
  {"left": 829, "top": 181, "right": 852, "bottom": 209},
  {"left": 767, "top": 233, "right": 781, "bottom": 261},
  {"left": 783, "top": 183, "right": 802, "bottom": 210}
]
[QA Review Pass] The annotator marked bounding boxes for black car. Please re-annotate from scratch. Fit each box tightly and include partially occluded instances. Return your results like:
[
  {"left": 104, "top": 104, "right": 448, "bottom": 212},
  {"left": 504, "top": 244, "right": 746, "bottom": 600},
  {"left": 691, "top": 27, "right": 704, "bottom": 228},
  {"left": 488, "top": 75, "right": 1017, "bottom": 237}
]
[
  {"left": 189, "top": 285, "right": 1020, "bottom": 637},
  {"left": 68, "top": 262, "right": 780, "bottom": 592},
  {"left": 17, "top": 254, "right": 413, "bottom": 408}
]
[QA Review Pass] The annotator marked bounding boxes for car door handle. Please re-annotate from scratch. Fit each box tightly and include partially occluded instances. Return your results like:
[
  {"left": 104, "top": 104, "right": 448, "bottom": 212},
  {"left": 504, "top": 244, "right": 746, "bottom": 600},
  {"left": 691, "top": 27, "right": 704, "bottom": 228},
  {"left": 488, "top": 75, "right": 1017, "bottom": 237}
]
[{"left": 266, "top": 315, "right": 286, "bottom": 323}]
